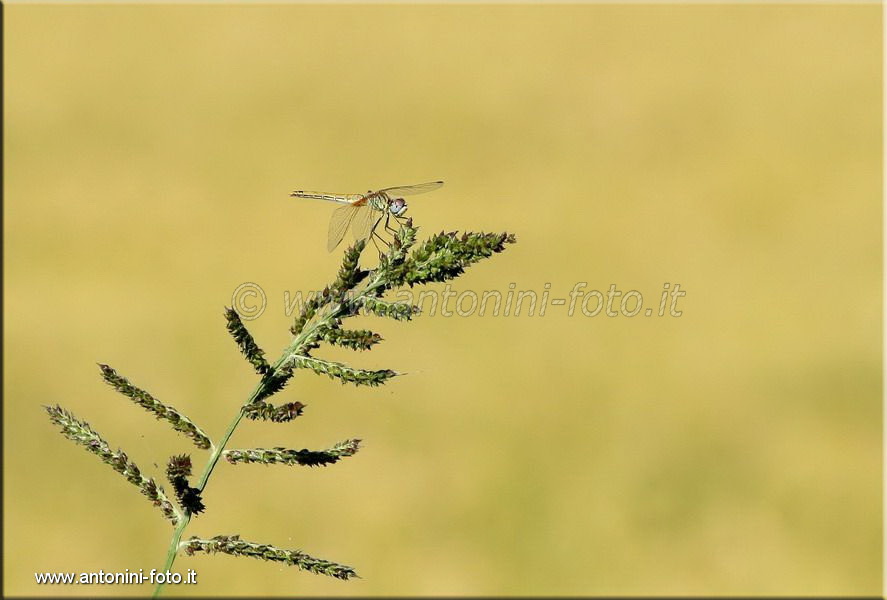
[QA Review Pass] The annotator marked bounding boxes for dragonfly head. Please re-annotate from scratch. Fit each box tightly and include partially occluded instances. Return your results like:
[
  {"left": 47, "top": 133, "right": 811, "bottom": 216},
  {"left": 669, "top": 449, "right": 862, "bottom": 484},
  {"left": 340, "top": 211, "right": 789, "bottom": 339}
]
[{"left": 388, "top": 197, "right": 408, "bottom": 216}]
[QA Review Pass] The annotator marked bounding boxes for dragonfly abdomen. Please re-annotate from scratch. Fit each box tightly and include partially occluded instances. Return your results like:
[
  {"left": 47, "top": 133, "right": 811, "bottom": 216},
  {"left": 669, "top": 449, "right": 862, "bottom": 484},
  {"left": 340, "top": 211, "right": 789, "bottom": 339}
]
[{"left": 290, "top": 191, "right": 361, "bottom": 203}]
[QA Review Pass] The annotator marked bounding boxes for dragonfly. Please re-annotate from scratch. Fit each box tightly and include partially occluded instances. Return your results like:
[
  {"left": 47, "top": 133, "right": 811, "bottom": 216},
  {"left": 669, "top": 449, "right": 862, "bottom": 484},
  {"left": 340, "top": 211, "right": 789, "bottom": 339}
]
[{"left": 290, "top": 181, "right": 444, "bottom": 252}]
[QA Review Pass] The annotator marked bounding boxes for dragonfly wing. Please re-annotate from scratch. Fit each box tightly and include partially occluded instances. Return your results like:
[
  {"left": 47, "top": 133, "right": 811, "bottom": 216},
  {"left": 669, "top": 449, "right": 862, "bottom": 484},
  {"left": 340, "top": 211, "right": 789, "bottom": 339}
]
[
  {"left": 328, "top": 204, "right": 360, "bottom": 252},
  {"left": 352, "top": 204, "right": 380, "bottom": 244},
  {"left": 378, "top": 181, "right": 444, "bottom": 197}
]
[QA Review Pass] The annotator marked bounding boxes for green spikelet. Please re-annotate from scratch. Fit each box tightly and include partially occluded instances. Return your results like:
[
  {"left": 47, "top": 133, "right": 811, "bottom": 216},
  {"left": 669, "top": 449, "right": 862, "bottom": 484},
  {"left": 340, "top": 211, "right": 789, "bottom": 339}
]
[
  {"left": 225, "top": 308, "right": 270, "bottom": 374},
  {"left": 398, "top": 231, "right": 516, "bottom": 287},
  {"left": 319, "top": 326, "right": 382, "bottom": 351},
  {"left": 291, "top": 355, "right": 397, "bottom": 386},
  {"left": 166, "top": 454, "right": 205, "bottom": 515},
  {"left": 44, "top": 405, "right": 180, "bottom": 525},
  {"left": 290, "top": 293, "right": 321, "bottom": 336},
  {"left": 357, "top": 296, "right": 419, "bottom": 321},
  {"left": 182, "top": 535, "right": 357, "bottom": 580},
  {"left": 243, "top": 400, "right": 305, "bottom": 423},
  {"left": 223, "top": 439, "right": 361, "bottom": 467},
  {"left": 98, "top": 365, "right": 211, "bottom": 450},
  {"left": 331, "top": 240, "right": 368, "bottom": 294}
]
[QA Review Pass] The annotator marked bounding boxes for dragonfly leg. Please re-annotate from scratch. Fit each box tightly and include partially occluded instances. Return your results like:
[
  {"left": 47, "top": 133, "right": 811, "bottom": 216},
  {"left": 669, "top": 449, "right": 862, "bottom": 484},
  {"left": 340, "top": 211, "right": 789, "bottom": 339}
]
[
  {"left": 369, "top": 217, "right": 388, "bottom": 246},
  {"left": 371, "top": 229, "right": 391, "bottom": 257},
  {"left": 373, "top": 229, "right": 391, "bottom": 247},
  {"left": 370, "top": 233, "right": 384, "bottom": 257},
  {"left": 383, "top": 213, "right": 398, "bottom": 236}
]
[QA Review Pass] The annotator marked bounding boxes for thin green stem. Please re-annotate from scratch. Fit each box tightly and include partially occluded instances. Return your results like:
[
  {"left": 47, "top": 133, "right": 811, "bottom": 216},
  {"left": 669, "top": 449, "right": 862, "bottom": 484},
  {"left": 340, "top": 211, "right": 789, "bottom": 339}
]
[
  {"left": 152, "top": 381, "right": 260, "bottom": 598},
  {"left": 152, "top": 273, "right": 385, "bottom": 598}
]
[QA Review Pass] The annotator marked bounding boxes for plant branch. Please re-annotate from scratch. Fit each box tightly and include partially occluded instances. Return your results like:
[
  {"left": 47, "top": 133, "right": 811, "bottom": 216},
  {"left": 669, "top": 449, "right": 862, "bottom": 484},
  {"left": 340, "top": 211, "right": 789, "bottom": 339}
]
[
  {"left": 47, "top": 220, "right": 516, "bottom": 598},
  {"left": 152, "top": 254, "right": 399, "bottom": 597}
]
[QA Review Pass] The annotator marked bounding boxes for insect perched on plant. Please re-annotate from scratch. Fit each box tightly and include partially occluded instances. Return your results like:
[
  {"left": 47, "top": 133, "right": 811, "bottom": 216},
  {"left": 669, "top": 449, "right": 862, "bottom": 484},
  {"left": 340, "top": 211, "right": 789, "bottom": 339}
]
[{"left": 290, "top": 181, "right": 444, "bottom": 252}]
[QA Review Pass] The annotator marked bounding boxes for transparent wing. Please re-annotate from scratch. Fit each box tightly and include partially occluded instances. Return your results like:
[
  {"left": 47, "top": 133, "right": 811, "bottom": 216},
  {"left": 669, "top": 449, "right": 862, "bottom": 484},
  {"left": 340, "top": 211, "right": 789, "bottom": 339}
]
[
  {"left": 351, "top": 204, "right": 380, "bottom": 244},
  {"left": 328, "top": 204, "right": 360, "bottom": 252},
  {"left": 378, "top": 181, "right": 444, "bottom": 197}
]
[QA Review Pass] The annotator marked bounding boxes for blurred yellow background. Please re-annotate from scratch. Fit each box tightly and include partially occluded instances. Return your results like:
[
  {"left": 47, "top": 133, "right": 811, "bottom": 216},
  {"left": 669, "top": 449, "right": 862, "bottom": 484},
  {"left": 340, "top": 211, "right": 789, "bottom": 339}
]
[{"left": 4, "top": 3, "right": 881, "bottom": 596}]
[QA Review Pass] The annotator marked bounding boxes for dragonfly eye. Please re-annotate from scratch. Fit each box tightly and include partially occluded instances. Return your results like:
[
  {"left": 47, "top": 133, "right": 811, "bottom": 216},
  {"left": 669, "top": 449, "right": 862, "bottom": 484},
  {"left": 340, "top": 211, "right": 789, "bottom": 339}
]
[{"left": 390, "top": 198, "right": 407, "bottom": 215}]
